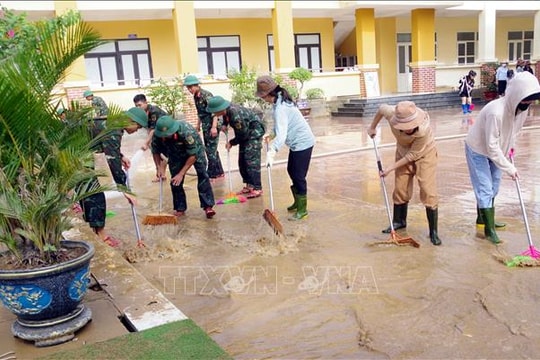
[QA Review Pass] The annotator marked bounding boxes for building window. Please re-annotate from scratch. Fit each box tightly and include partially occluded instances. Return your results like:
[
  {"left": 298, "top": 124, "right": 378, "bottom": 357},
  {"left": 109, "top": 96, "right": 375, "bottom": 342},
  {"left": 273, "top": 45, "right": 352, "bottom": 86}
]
[
  {"left": 267, "top": 34, "right": 322, "bottom": 72},
  {"left": 508, "top": 31, "right": 533, "bottom": 61},
  {"left": 457, "top": 32, "right": 476, "bottom": 64},
  {"left": 198, "top": 36, "right": 241, "bottom": 77},
  {"left": 295, "top": 34, "right": 322, "bottom": 72},
  {"left": 84, "top": 39, "right": 153, "bottom": 87}
]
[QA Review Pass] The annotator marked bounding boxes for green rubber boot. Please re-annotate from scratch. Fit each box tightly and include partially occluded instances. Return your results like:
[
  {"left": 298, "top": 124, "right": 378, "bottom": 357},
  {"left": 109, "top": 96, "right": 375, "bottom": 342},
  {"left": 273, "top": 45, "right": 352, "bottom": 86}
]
[
  {"left": 479, "top": 208, "right": 501, "bottom": 244},
  {"left": 476, "top": 202, "right": 506, "bottom": 228},
  {"left": 287, "top": 186, "right": 297, "bottom": 212},
  {"left": 382, "top": 203, "right": 408, "bottom": 234},
  {"left": 426, "top": 207, "right": 442, "bottom": 246},
  {"left": 289, "top": 194, "right": 308, "bottom": 221}
]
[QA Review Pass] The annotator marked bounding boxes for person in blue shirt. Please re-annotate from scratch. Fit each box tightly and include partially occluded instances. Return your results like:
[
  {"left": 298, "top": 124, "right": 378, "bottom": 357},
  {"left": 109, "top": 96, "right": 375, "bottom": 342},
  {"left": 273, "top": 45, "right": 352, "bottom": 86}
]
[{"left": 255, "top": 75, "right": 315, "bottom": 221}]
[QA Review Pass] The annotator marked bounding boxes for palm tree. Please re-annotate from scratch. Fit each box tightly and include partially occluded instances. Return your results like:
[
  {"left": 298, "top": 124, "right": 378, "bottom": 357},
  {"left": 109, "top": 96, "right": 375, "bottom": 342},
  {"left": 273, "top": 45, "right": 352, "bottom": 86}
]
[{"left": 0, "top": 9, "right": 116, "bottom": 265}]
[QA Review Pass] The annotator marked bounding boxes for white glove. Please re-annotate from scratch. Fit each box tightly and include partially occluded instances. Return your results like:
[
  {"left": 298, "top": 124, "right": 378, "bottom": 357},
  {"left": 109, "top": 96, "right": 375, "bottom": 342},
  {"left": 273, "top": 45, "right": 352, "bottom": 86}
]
[{"left": 266, "top": 148, "right": 277, "bottom": 167}]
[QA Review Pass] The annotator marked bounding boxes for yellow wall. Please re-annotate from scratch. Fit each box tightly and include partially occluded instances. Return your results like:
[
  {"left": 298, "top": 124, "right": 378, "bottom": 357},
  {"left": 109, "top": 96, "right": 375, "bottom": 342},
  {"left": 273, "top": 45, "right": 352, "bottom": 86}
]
[
  {"left": 196, "top": 19, "right": 273, "bottom": 73},
  {"left": 338, "top": 31, "right": 356, "bottom": 57},
  {"left": 376, "top": 17, "right": 397, "bottom": 93},
  {"left": 87, "top": 20, "right": 179, "bottom": 79},
  {"left": 293, "top": 18, "right": 335, "bottom": 71}
]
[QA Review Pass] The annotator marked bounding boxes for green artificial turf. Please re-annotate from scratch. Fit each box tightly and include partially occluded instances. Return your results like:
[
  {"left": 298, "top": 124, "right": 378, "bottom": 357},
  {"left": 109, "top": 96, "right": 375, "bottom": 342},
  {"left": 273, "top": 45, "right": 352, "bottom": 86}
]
[{"left": 38, "top": 319, "right": 232, "bottom": 360}]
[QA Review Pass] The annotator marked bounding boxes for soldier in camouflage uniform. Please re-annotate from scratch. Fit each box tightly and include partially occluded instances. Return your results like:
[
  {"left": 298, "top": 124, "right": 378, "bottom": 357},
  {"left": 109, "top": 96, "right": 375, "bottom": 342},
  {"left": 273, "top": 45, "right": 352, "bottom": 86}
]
[
  {"left": 152, "top": 116, "right": 216, "bottom": 219},
  {"left": 206, "top": 96, "right": 265, "bottom": 199},
  {"left": 79, "top": 107, "right": 148, "bottom": 247},
  {"left": 84, "top": 90, "right": 108, "bottom": 119},
  {"left": 133, "top": 93, "right": 168, "bottom": 152},
  {"left": 183, "top": 75, "right": 225, "bottom": 179}
]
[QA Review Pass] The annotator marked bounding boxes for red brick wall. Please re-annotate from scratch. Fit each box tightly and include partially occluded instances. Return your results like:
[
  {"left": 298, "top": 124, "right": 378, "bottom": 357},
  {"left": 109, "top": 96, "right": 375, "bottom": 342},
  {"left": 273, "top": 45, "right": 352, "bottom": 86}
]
[
  {"left": 182, "top": 87, "right": 198, "bottom": 127},
  {"left": 412, "top": 66, "right": 435, "bottom": 93},
  {"left": 65, "top": 87, "right": 89, "bottom": 108}
]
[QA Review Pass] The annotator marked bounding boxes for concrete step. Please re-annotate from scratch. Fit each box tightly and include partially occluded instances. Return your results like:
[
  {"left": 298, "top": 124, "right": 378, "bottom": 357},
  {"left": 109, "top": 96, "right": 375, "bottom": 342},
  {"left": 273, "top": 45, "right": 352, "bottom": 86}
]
[{"left": 331, "top": 91, "right": 485, "bottom": 118}]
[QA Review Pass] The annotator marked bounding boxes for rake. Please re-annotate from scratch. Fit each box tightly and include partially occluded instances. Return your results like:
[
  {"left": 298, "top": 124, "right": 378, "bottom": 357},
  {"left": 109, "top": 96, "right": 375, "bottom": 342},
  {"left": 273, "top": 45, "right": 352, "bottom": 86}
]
[
  {"left": 371, "top": 137, "right": 420, "bottom": 248},
  {"left": 262, "top": 143, "right": 283, "bottom": 236}
]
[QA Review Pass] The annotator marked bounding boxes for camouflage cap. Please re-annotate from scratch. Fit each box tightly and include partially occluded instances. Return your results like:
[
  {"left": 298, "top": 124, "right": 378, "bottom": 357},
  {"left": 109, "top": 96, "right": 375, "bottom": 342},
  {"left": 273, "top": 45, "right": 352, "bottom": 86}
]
[
  {"left": 154, "top": 116, "right": 180, "bottom": 137},
  {"left": 83, "top": 90, "right": 93, "bottom": 98},
  {"left": 125, "top": 107, "right": 148, "bottom": 128},
  {"left": 206, "top": 96, "right": 230, "bottom": 114},
  {"left": 183, "top": 75, "right": 200, "bottom": 86},
  {"left": 56, "top": 108, "right": 66, "bottom": 115}
]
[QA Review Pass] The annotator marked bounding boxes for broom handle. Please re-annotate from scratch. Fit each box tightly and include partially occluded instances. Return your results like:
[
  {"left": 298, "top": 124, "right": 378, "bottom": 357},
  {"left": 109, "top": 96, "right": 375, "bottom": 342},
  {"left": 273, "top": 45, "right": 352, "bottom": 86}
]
[
  {"left": 159, "top": 176, "right": 163, "bottom": 213},
  {"left": 225, "top": 131, "right": 233, "bottom": 193},
  {"left": 372, "top": 137, "right": 394, "bottom": 232},
  {"left": 126, "top": 171, "right": 143, "bottom": 242},
  {"left": 510, "top": 154, "right": 534, "bottom": 247},
  {"left": 266, "top": 143, "right": 276, "bottom": 212}
]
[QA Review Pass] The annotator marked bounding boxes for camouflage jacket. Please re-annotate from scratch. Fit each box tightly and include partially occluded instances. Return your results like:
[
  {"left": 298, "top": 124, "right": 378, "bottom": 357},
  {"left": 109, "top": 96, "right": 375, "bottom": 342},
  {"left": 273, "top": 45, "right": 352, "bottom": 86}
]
[
  {"left": 224, "top": 104, "right": 265, "bottom": 145},
  {"left": 92, "top": 96, "right": 109, "bottom": 119},
  {"left": 194, "top": 88, "right": 214, "bottom": 124},
  {"left": 90, "top": 120, "right": 126, "bottom": 187},
  {"left": 147, "top": 104, "right": 167, "bottom": 129},
  {"left": 151, "top": 120, "right": 205, "bottom": 162}
]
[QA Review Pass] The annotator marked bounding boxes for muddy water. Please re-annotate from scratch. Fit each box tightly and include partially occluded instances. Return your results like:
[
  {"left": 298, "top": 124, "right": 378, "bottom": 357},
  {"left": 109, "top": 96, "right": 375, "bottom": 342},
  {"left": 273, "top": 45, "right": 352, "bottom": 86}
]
[{"left": 99, "top": 111, "right": 540, "bottom": 359}]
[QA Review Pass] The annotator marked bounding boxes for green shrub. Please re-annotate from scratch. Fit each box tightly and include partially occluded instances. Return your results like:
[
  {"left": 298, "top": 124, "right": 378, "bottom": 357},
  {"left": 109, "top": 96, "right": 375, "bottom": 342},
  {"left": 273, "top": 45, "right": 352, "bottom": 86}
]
[
  {"left": 306, "top": 88, "right": 325, "bottom": 100},
  {"left": 145, "top": 77, "right": 188, "bottom": 115}
]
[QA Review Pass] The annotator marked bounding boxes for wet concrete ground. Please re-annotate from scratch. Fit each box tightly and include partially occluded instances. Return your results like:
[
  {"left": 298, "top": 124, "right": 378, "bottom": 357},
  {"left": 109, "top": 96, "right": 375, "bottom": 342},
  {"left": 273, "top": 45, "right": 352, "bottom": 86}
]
[{"left": 2, "top": 103, "right": 540, "bottom": 358}]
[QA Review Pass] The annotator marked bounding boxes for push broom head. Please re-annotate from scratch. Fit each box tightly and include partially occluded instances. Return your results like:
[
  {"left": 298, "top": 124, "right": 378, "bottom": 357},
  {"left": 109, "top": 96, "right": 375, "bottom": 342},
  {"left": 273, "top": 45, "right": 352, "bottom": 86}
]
[
  {"left": 142, "top": 213, "right": 178, "bottom": 226},
  {"left": 263, "top": 209, "right": 283, "bottom": 236}
]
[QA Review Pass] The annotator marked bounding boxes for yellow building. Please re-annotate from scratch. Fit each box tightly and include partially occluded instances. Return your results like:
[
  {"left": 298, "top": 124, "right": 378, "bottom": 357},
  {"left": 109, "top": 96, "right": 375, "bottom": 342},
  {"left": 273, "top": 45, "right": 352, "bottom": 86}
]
[{"left": 3, "top": 1, "right": 540, "bottom": 110}]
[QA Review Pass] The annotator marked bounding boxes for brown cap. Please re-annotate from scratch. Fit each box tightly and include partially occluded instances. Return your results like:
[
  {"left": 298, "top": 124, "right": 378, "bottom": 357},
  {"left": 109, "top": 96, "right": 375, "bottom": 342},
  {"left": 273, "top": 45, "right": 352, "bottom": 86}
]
[
  {"left": 255, "top": 76, "right": 278, "bottom": 97},
  {"left": 390, "top": 101, "right": 427, "bottom": 130}
]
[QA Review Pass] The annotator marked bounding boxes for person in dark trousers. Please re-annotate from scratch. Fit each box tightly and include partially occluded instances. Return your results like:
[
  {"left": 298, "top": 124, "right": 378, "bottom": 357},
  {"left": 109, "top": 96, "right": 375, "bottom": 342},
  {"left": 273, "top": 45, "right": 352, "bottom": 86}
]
[
  {"left": 465, "top": 72, "right": 540, "bottom": 244},
  {"left": 183, "top": 75, "right": 225, "bottom": 180},
  {"left": 367, "top": 101, "right": 442, "bottom": 246},
  {"left": 79, "top": 107, "right": 147, "bottom": 247},
  {"left": 255, "top": 75, "right": 315, "bottom": 221},
  {"left": 206, "top": 96, "right": 265, "bottom": 199},
  {"left": 458, "top": 70, "right": 476, "bottom": 114},
  {"left": 133, "top": 93, "right": 167, "bottom": 152},
  {"left": 152, "top": 116, "right": 216, "bottom": 219},
  {"left": 495, "top": 62, "right": 509, "bottom": 97}
]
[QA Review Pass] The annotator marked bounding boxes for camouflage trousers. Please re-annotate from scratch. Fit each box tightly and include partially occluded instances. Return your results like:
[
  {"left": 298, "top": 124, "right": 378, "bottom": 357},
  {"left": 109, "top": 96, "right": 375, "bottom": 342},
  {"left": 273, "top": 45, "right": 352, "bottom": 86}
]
[
  {"left": 202, "top": 124, "right": 224, "bottom": 178},
  {"left": 169, "top": 156, "right": 215, "bottom": 212},
  {"left": 238, "top": 137, "right": 262, "bottom": 190},
  {"left": 78, "top": 176, "right": 106, "bottom": 229}
]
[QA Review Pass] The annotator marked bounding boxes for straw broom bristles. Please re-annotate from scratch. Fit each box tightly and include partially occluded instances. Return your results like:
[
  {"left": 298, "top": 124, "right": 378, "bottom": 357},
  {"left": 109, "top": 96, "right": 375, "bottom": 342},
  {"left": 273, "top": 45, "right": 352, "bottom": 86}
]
[{"left": 142, "top": 213, "right": 178, "bottom": 225}]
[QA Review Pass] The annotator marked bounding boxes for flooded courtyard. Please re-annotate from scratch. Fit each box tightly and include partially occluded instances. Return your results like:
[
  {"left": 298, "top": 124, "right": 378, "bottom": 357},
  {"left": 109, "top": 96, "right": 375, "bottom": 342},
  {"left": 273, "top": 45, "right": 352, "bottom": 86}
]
[{"left": 82, "top": 106, "right": 540, "bottom": 358}]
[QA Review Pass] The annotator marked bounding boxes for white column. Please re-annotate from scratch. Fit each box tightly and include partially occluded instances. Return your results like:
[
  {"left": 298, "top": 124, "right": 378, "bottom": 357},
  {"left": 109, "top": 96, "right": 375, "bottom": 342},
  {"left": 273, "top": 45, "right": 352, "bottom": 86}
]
[
  {"left": 477, "top": 5, "right": 497, "bottom": 63},
  {"left": 533, "top": 10, "right": 540, "bottom": 60}
]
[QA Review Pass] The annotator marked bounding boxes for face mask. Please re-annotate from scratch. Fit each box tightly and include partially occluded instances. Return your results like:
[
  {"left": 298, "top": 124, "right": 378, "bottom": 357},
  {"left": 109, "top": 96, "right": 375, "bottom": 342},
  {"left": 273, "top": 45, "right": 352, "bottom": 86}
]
[{"left": 517, "top": 102, "right": 530, "bottom": 112}]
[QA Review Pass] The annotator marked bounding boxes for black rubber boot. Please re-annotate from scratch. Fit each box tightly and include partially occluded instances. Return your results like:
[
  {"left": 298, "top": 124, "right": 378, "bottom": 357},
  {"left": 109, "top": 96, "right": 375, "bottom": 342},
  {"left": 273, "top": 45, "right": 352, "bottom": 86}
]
[
  {"left": 479, "top": 208, "right": 500, "bottom": 244},
  {"left": 287, "top": 186, "right": 297, "bottom": 212},
  {"left": 426, "top": 207, "right": 442, "bottom": 246},
  {"left": 382, "top": 203, "right": 408, "bottom": 233}
]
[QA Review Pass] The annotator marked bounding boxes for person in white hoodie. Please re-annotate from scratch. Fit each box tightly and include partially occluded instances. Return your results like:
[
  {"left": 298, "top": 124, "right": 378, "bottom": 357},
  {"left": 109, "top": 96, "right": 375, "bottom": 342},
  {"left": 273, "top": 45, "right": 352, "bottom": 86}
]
[{"left": 465, "top": 71, "right": 540, "bottom": 244}]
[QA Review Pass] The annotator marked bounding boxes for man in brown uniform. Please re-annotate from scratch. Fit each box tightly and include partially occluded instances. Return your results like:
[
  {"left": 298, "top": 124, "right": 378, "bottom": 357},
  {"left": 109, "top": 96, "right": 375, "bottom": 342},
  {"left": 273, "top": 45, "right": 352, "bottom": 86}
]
[{"left": 367, "top": 101, "right": 441, "bottom": 246}]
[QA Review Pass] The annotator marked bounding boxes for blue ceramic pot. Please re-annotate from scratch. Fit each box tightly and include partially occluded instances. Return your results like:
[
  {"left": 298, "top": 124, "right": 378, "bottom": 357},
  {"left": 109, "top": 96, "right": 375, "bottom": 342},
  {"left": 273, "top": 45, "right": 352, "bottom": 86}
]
[{"left": 0, "top": 240, "right": 95, "bottom": 322}]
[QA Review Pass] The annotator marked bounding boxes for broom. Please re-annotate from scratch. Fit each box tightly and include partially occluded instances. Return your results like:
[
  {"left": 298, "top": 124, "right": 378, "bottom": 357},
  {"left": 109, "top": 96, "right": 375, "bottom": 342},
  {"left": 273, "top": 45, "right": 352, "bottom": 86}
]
[
  {"left": 142, "top": 176, "right": 178, "bottom": 225},
  {"left": 126, "top": 170, "right": 146, "bottom": 248},
  {"left": 508, "top": 149, "right": 540, "bottom": 260},
  {"left": 263, "top": 143, "right": 283, "bottom": 236},
  {"left": 217, "top": 131, "right": 247, "bottom": 205},
  {"left": 371, "top": 137, "right": 420, "bottom": 248}
]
